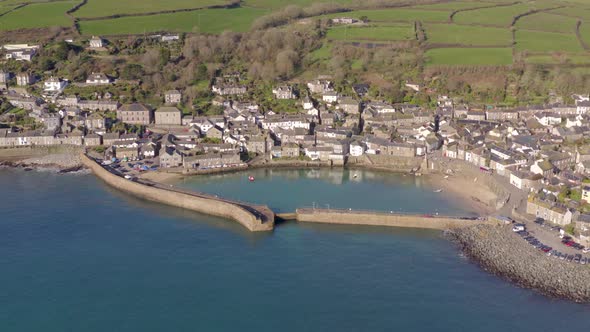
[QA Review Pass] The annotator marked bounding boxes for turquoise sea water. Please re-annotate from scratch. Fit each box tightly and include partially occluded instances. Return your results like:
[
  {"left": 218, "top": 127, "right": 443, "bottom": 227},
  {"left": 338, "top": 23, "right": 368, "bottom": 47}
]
[
  {"left": 174, "top": 168, "right": 477, "bottom": 215},
  {"left": 1, "top": 168, "right": 589, "bottom": 331}
]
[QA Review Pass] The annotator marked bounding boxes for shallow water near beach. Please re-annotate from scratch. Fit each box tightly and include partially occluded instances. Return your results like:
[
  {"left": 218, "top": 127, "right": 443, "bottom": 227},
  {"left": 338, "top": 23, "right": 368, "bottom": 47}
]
[
  {"left": 174, "top": 168, "right": 477, "bottom": 215},
  {"left": 1, "top": 168, "right": 589, "bottom": 331}
]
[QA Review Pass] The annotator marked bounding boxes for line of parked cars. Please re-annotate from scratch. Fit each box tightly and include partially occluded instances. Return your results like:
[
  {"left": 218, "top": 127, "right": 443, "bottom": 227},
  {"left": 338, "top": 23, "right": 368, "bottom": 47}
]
[
  {"left": 513, "top": 223, "right": 589, "bottom": 265},
  {"left": 534, "top": 217, "right": 589, "bottom": 252}
]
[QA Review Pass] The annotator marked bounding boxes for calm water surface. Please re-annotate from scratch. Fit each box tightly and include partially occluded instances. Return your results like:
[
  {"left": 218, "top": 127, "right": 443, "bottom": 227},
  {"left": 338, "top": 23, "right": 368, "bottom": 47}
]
[
  {"left": 0, "top": 169, "right": 589, "bottom": 331},
  {"left": 174, "top": 168, "right": 476, "bottom": 215}
]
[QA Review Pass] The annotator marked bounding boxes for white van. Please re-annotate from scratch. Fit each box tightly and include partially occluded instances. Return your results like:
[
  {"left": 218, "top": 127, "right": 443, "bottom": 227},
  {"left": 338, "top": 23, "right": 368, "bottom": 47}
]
[{"left": 512, "top": 224, "right": 525, "bottom": 232}]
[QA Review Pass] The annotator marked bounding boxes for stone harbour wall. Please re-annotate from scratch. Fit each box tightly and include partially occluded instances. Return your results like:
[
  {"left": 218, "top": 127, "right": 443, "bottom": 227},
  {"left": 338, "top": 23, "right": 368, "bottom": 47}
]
[
  {"left": 296, "top": 209, "right": 491, "bottom": 230},
  {"left": 81, "top": 154, "right": 274, "bottom": 232},
  {"left": 0, "top": 145, "right": 82, "bottom": 159}
]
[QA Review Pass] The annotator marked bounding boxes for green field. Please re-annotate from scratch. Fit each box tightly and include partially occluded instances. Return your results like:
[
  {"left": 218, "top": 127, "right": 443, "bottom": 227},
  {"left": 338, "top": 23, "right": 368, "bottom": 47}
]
[
  {"left": 525, "top": 53, "right": 590, "bottom": 65},
  {"left": 515, "top": 30, "right": 584, "bottom": 52},
  {"left": 326, "top": 24, "right": 414, "bottom": 41},
  {"left": 411, "top": 1, "right": 496, "bottom": 11},
  {"left": 0, "top": 5, "right": 17, "bottom": 16},
  {"left": 516, "top": 12, "right": 579, "bottom": 33},
  {"left": 0, "top": 1, "right": 75, "bottom": 30},
  {"left": 548, "top": 7, "right": 590, "bottom": 20},
  {"left": 579, "top": 21, "right": 590, "bottom": 47},
  {"left": 79, "top": 7, "right": 266, "bottom": 35},
  {"left": 424, "top": 23, "right": 511, "bottom": 46},
  {"left": 324, "top": 9, "right": 449, "bottom": 23},
  {"left": 0, "top": 0, "right": 57, "bottom": 5},
  {"left": 74, "top": 0, "right": 230, "bottom": 18},
  {"left": 453, "top": 3, "right": 554, "bottom": 27},
  {"left": 425, "top": 47, "right": 513, "bottom": 65},
  {"left": 243, "top": 0, "right": 354, "bottom": 9},
  {"left": 309, "top": 43, "right": 332, "bottom": 62}
]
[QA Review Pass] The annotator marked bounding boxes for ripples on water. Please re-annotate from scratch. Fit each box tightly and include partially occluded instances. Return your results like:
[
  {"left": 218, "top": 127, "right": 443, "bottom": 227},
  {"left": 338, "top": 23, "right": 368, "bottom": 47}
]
[{"left": 0, "top": 169, "right": 589, "bottom": 332}]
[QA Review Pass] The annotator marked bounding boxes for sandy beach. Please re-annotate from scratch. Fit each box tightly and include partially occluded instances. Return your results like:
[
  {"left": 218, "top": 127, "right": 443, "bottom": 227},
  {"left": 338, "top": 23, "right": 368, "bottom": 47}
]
[
  {"left": 138, "top": 171, "right": 183, "bottom": 183},
  {"left": 137, "top": 160, "right": 502, "bottom": 217},
  {"left": 423, "top": 173, "right": 497, "bottom": 215}
]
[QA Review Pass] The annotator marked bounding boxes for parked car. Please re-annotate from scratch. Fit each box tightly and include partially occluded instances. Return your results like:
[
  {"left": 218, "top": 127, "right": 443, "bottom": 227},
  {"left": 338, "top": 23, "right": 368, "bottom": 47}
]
[
  {"left": 512, "top": 224, "right": 526, "bottom": 232},
  {"left": 581, "top": 257, "right": 587, "bottom": 265},
  {"left": 574, "top": 254, "right": 582, "bottom": 263}
]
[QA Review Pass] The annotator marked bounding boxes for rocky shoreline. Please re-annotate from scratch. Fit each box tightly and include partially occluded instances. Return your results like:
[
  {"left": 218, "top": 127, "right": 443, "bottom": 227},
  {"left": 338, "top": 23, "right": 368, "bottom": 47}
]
[
  {"left": 448, "top": 224, "right": 590, "bottom": 303},
  {"left": 0, "top": 152, "right": 85, "bottom": 173}
]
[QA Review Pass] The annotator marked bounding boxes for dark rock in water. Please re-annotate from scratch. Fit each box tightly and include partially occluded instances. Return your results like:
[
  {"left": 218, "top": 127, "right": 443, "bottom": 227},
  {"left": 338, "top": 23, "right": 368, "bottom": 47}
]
[
  {"left": 0, "top": 160, "right": 17, "bottom": 168},
  {"left": 58, "top": 165, "right": 84, "bottom": 174},
  {"left": 449, "top": 224, "right": 590, "bottom": 302}
]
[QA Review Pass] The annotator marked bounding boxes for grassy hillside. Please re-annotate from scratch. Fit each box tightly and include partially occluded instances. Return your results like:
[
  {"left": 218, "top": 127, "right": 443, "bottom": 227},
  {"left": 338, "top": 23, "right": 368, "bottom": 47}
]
[
  {"left": 0, "top": 1, "right": 76, "bottom": 31},
  {"left": 425, "top": 47, "right": 513, "bottom": 65},
  {"left": 453, "top": 2, "right": 554, "bottom": 27},
  {"left": 74, "top": 0, "right": 230, "bottom": 18},
  {"left": 515, "top": 30, "right": 584, "bottom": 53},
  {"left": 411, "top": 2, "right": 497, "bottom": 11},
  {"left": 424, "top": 23, "right": 512, "bottom": 46},
  {"left": 0, "top": 0, "right": 588, "bottom": 70},
  {"left": 323, "top": 9, "right": 450, "bottom": 23},
  {"left": 515, "top": 12, "right": 579, "bottom": 33},
  {"left": 326, "top": 24, "right": 414, "bottom": 42},
  {"left": 80, "top": 7, "right": 265, "bottom": 35}
]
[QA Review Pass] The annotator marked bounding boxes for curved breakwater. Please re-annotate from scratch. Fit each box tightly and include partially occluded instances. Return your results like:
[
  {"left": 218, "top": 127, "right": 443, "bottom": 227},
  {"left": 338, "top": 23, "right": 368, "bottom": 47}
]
[
  {"left": 85, "top": 156, "right": 489, "bottom": 232},
  {"left": 81, "top": 154, "right": 274, "bottom": 232},
  {"left": 59, "top": 157, "right": 590, "bottom": 303}
]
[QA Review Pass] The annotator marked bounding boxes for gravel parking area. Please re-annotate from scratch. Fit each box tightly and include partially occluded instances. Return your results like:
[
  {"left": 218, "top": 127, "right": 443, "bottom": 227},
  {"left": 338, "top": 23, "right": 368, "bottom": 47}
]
[{"left": 523, "top": 221, "right": 582, "bottom": 256}]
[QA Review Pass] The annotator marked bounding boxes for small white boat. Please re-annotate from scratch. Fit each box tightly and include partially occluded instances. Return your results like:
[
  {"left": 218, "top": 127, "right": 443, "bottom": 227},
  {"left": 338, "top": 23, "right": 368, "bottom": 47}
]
[
  {"left": 353, "top": 173, "right": 358, "bottom": 178},
  {"left": 444, "top": 175, "right": 449, "bottom": 179},
  {"left": 433, "top": 189, "right": 443, "bottom": 193}
]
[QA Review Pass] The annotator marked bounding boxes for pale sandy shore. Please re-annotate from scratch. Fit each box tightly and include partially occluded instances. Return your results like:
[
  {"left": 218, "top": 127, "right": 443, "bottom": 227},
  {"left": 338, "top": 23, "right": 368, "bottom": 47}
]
[
  {"left": 138, "top": 171, "right": 183, "bottom": 183},
  {"left": 423, "top": 173, "right": 497, "bottom": 216},
  {"left": 139, "top": 162, "right": 501, "bottom": 216}
]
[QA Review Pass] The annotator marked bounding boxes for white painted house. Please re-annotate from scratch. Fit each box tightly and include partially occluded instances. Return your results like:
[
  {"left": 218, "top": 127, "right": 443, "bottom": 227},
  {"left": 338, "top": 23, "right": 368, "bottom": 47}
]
[
  {"left": 85, "top": 72, "right": 110, "bottom": 85},
  {"left": 89, "top": 36, "right": 104, "bottom": 48},
  {"left": 302, "top": 97, "right": 314, "bottom": 110},
  {"left": 44, "top": 77, "right": 67, "bottom": 92},
  {"left": 350, "top": 141, "right": 365, "bottom": 157},
  {"left": 534, "top": 112, "right": 561, "bottom": 126},
  {"left": 322, "top": 91, "right": 339, "bottom": 104}
]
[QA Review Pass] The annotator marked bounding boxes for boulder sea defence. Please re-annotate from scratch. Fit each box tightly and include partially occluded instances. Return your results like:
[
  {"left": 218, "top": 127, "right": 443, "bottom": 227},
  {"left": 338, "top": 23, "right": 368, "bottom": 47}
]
[{"left": 449, "top": 224, "right": 590, "bottom": 302}]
